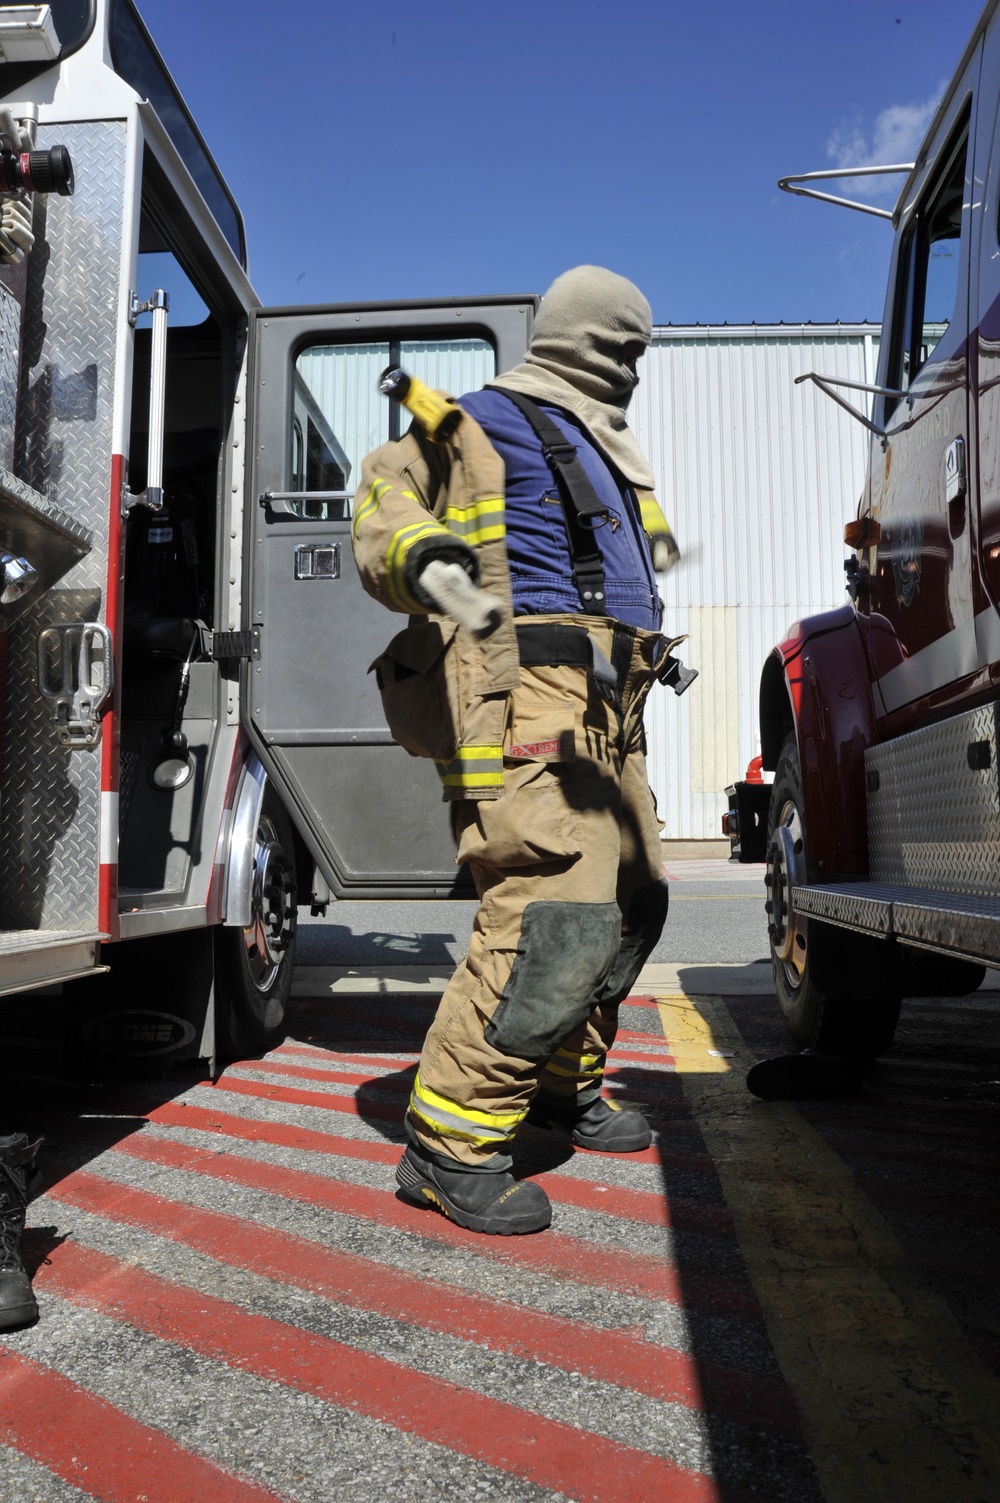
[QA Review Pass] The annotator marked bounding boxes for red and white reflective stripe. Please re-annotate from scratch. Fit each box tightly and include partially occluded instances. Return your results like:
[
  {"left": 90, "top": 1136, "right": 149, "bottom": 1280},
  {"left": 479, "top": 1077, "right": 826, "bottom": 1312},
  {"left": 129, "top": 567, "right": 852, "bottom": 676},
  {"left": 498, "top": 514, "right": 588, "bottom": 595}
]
[{"left": 99, "top": 454, "right": 125, "bottom": 939}]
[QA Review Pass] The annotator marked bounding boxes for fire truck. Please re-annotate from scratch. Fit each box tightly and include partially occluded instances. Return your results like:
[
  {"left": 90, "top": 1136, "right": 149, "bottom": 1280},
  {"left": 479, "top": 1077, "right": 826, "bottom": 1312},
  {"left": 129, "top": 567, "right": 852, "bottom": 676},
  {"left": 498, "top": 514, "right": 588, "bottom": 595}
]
[
  {"left": 726, "top": 0, "right": 1000, "bottom": 1056},
  {"left": 0, "top": 0, "right": 535, "bottom": 1070}
]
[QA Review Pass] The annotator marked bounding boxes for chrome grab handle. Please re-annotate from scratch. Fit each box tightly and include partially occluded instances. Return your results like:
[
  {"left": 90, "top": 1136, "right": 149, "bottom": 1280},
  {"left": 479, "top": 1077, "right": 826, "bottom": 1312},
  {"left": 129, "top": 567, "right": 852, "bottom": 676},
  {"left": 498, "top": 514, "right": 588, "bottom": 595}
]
[
  {"left": 37, "top": 621, "right": 114, "bottom": 747},
  {"left": 123, "top": 288, "right": 169, "bottom": 515}
]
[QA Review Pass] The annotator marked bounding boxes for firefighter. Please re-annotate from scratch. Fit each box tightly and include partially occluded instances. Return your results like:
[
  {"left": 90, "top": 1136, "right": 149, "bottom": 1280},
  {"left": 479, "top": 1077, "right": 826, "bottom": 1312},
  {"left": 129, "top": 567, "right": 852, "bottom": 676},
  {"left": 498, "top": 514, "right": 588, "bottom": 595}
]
[{"left": 353, "top": 266, "right": 675, "bottom": 1235}]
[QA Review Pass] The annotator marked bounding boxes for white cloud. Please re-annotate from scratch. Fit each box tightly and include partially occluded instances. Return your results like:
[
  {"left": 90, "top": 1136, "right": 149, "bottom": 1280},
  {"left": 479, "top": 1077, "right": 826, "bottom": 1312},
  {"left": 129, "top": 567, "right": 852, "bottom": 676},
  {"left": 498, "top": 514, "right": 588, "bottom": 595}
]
[{"left": 826, "top": 88, "right": 945, "bottom": 196}]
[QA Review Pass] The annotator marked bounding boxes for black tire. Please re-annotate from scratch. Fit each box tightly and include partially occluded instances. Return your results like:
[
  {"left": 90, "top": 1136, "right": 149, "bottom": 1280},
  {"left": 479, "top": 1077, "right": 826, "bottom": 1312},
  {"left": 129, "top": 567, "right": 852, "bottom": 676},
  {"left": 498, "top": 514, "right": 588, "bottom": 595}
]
[
  {"left": 766, "top": 734, "right": 901, "bottom": 1059},
  {"left": 214, "top": 789, "right": 298, "bottom": 1059}
]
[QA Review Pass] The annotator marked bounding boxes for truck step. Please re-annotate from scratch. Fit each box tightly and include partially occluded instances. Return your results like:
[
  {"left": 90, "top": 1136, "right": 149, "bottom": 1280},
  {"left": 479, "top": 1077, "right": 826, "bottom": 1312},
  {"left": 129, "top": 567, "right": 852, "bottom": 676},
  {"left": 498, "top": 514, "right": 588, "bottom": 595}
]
[
  {"left": 0, "top": 930, "right": 106, "bottom": 996},
  {"left": 793, "top": 883, "right": 1000, "bottom": 966}
]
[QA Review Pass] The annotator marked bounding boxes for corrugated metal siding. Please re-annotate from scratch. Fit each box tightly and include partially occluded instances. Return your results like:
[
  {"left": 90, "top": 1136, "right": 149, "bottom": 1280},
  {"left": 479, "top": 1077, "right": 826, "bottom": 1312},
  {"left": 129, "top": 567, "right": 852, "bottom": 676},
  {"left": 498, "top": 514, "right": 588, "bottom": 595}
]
[
  {"left": 400, "top": 337, "right": 494, "bottom": 396},
  {"left": 633, "top": 325, "right": 880, "bottom": 839},
  {"left": 296, "top": 343, "right": 391, "bottom": 490},
  {"left": 295, "top": 339, "right": 495, "bottom": 491}
]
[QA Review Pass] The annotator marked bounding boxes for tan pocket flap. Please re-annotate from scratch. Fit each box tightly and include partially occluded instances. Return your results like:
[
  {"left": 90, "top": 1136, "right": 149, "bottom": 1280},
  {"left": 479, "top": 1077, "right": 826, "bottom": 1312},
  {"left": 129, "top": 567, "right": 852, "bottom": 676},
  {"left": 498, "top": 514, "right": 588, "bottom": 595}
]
[{"left": 369, "top": 618, "right": 458, "bottom": 680}]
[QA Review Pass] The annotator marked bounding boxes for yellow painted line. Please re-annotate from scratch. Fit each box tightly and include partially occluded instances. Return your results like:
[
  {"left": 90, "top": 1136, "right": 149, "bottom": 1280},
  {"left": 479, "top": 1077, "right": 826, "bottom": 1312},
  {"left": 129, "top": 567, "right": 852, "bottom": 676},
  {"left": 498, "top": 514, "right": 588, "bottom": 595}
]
[
  {"left": 655, "top": 990, "right": 1000, "bottom": 1502},
  {"left": 656, "top": 994, "right": 735, "bottom": 1072}
]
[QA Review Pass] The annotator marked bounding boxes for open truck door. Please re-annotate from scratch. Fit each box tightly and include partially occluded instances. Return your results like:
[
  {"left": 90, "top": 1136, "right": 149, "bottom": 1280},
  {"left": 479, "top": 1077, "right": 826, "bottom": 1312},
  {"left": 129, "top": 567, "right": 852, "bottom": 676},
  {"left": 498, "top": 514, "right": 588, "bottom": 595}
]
[{"left": 244, "top": 299, "right": 534, "bottom": 900}]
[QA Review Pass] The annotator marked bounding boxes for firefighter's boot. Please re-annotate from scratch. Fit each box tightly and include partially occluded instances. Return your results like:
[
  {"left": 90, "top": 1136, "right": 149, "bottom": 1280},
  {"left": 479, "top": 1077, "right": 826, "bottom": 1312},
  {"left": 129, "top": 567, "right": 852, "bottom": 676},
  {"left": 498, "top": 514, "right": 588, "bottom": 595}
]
[
  {"left": 0, "top": 1133, "right": 41, "bottom": 1331},
  {"left": 396, "top": 1132, "right": 551, "bottom": 1235},
  {"left": 528, "top": 1088, "right": 652, "bottom": 1152}
]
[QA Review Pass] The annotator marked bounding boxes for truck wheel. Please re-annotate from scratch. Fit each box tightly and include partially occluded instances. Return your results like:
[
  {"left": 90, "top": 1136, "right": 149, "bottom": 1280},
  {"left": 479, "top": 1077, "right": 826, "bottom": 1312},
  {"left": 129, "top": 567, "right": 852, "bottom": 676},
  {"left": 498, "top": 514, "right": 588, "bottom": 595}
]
[
  {"left": 766, "top": 735, "right": 900, "bottom": 1058},
  {"left": 215, "top": 790, "right": 298, "bottom": 1059}
]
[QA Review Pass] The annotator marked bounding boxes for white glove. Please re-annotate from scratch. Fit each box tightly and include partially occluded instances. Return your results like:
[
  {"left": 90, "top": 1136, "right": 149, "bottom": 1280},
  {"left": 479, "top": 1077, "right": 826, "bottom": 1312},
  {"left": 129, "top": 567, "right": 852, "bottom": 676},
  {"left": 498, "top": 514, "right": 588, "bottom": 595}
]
[
  {"left": 0, "top": 196, "right": 33, "bottom": 264},
  {"left": 418, "top": 558, "right": 503, "bottom": 638}
]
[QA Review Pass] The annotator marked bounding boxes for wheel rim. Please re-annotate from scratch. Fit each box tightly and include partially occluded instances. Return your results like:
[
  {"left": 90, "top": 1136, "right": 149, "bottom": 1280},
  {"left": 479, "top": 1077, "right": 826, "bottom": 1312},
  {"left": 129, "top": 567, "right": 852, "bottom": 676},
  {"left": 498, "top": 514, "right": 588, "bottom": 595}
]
[
  {"left": 767, "top": 797, "right": 809, "bottom": 990},
  {"left": 241, "top": 814, "right": 295, "bottom": 993}
]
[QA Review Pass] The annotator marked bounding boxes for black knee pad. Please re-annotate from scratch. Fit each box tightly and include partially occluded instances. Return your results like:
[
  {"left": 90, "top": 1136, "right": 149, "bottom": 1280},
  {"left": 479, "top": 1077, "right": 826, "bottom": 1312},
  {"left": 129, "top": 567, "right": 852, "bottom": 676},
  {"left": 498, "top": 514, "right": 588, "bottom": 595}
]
[{"left": 485, "top": 901, "right": 622, "bottom": 1061}]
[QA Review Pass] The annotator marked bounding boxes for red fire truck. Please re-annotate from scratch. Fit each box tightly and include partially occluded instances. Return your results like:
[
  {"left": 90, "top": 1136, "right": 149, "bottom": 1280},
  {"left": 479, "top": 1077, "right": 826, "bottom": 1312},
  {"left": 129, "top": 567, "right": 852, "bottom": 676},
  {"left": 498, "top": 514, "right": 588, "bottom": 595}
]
[
  {"left": 727, "top": 0, "right": 1000, "bottom": 1055},
  {"left": 0, "top": 0, "right": 534, "bottom": 1071}
]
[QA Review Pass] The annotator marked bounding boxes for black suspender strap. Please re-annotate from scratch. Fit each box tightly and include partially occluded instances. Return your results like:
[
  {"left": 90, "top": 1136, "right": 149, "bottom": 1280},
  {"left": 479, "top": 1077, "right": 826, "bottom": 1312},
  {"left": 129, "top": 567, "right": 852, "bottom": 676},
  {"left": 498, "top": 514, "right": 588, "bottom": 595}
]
[{"left": 486, "top": 386, "right": 609, "bottom": 615}]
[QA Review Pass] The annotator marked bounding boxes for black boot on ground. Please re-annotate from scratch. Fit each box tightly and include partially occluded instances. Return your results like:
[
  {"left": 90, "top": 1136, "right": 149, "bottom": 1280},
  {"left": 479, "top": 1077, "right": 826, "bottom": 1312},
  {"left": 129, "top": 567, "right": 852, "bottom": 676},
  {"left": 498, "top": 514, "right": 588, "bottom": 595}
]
[
  {"left": 0, "top": 1133, "right": 42, "bottom": 1332},
  {"left": 745, "top": 1049, "right": 865, "bottom": 1102},
  {"left": 527, "top": 1089, "right": 652, "bottom": 1152},
  {"left": 395, "top": 1130, "right": 551, "bottom": 1236}
]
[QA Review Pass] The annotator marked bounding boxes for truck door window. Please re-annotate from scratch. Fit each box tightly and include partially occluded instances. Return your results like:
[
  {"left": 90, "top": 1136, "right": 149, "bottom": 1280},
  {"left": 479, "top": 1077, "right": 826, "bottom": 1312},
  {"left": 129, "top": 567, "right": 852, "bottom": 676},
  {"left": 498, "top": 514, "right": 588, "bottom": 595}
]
[
  {"left": 889, "top": 120, "right": 969, "bottom": 407},
  {"left": 291, "top": 337, "right": 495, "bottom": 517}
]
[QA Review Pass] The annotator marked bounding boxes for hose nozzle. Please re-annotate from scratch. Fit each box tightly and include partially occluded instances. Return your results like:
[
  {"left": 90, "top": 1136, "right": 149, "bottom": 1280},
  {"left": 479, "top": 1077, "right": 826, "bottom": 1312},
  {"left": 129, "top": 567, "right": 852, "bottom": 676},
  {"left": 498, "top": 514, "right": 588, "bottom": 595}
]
[{"left": 379, "top": 366, "right": 463, "bottom": 442}]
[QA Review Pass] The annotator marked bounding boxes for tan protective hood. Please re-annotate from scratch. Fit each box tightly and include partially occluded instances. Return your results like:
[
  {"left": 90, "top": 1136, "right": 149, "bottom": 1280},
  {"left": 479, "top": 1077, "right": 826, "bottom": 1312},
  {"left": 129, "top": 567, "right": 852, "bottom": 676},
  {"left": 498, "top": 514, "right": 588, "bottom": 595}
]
[{"left": 490, "top": 265, "right": 655, "bottom": 489}]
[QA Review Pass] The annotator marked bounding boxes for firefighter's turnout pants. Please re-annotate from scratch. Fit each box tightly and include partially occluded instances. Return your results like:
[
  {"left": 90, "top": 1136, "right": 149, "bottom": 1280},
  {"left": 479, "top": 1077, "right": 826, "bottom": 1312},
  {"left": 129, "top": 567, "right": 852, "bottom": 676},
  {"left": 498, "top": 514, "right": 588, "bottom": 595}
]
[{"left": 410, "top": 613, "right": 668, "bottom": 1168}]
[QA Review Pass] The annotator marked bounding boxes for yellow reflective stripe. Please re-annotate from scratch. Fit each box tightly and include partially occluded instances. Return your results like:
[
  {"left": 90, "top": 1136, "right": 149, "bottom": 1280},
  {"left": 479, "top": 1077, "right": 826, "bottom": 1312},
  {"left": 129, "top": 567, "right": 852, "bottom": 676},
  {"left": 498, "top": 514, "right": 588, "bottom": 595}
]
[
  {"left": 435, "top": 745, "right": 503, "bottom": 788},
  {"left": 444, "top": 496, "right": 506, "bottom": 547},
  {"left": 554, "top": 1047, "right": 604, "bottom": 1065},
  {"left": 546, "top": 1048, "right": 606, "bottom": 1080},
  {"left": 409, "top": 1071, "right": 526, "bottom": 1145},
  {"left": 353, "top": 478, "right": 392, "bottom": 537},
  {"left": 638, "top": 494, "right": 671, "bottom": 537},
  {"left": 385, "top": 519, "right": 450, "bottom": 609}
]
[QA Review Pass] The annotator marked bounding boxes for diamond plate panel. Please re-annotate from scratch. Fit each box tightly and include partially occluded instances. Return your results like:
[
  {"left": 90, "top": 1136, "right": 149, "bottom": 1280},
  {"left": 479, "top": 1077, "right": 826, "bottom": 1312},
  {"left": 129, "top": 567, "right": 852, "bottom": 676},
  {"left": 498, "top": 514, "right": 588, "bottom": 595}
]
[
  {"left": 866, "top": 702, "right": 1000, "bottom": 896},
  {"left": 795, "top": 880, "right": 1000, "bottom": 963},
  {"left": 793, "top": 882, "right": 893, "bottom": 934},
  {"left": 0, "top": 283, "right": 19, "bottom": 470},
  {"left": 0, "top": 122, "right": 126, "bottom": 930}
]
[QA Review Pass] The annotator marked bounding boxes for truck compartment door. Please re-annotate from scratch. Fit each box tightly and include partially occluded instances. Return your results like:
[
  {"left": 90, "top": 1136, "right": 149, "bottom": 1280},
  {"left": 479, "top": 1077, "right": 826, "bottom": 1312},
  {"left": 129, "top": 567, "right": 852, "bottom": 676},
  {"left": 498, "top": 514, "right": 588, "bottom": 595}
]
[{"left": 245, "top": 299, "right": 533, "bottom": 898}]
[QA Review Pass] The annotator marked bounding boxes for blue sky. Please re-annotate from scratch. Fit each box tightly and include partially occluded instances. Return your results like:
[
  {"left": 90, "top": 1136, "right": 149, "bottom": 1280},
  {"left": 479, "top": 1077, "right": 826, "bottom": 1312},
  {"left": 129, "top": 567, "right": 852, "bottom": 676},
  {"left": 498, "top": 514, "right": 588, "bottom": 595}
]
[{"left": 139, "top": 0, "right": 985, "bottom": 326}]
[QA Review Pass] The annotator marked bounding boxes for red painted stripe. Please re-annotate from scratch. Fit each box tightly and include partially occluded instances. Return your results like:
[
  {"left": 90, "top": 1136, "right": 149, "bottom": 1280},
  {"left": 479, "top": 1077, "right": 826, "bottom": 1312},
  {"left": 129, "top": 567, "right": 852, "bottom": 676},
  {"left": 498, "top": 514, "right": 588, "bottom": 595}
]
[
  {"left": 274, "top": 1043, "right": 420, "bottom": 1072},
  {"left": 211, "top": 1070, "right": 401, "bottom": 1123},
  {"left": 104, "top": 1130, "right": 759, "bottom": 1316},
  {"left": 607, "top": 1045, "right": 678, "bottom": 1064},
  {"left": 531, "top": 1168, "right": 734, "bottom": 1235},
  {"left": 228, "top": 1057, "right": 413, "bottom": 1090},
  {"left": 267, "top": 1046, "right": 679, "bottom": 1082},
  {"left": 143, "top": 1099, "right": 735, "bottom": 1236},
  {"left": 228, "top": 1052, "right": 679, "bottom": 1100},
  {"left": 42, "top": 1174, "right": 795, "bottom": 1439},
  {"left": 0, "top": 1346, "right": 281, "bottom": 1503},
  {"left": 35, "top": 1239, "right": 736, "bottom": 1503},
  {"left": 204, "top": 1071, "right": 709, "bottom": 1167},
  {"left": 207, "top": 1072, "right": 695, "bottom": 1159}
]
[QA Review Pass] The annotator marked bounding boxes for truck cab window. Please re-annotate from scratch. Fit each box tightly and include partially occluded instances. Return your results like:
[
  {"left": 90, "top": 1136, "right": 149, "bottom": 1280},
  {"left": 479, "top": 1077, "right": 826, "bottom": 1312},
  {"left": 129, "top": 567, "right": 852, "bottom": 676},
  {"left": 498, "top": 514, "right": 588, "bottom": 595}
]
[
  {"left": 291, "top": 337, "right": 495, "bottom": 518},
  {"left": 888, "top": 121, "right": 968, "bottom": 407}
]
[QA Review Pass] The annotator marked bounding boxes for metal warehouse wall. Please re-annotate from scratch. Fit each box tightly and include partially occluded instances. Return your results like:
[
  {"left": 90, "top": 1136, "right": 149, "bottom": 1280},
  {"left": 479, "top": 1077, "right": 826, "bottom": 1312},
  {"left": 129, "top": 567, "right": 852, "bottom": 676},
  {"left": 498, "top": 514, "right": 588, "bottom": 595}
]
[{"left": 630, "top": 324, "right": 880, "bottom": 844}]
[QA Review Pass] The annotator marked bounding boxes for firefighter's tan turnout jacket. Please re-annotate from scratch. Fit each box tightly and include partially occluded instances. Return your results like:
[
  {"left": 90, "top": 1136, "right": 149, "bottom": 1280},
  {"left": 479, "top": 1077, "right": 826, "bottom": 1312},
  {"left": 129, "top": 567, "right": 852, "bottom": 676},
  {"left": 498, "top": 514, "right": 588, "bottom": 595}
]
[{"left": 352, "top": 398, "right": 671, "bottom": 803}]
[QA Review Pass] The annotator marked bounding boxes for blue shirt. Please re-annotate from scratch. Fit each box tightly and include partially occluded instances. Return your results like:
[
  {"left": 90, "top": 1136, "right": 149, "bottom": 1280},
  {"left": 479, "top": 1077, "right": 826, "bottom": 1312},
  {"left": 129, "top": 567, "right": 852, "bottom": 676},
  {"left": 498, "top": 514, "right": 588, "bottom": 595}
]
[{"left": 458, "top": 388, "right": 661, "bottom": 631}]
